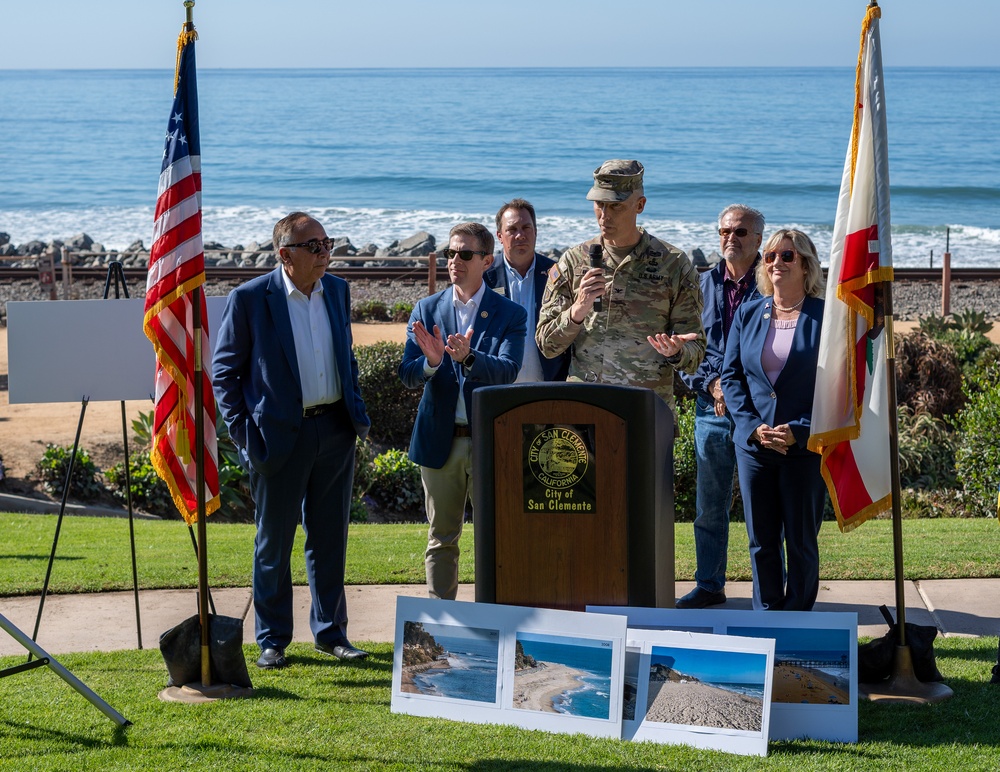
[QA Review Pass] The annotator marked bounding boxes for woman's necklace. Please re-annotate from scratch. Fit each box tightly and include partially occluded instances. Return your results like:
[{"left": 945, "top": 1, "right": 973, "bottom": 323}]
[{"left": 772, "top": 296, "right": 805, "bottom": 313}]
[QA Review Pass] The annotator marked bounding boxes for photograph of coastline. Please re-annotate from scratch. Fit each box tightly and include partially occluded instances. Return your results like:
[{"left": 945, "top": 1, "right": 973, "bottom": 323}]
[
  {"left": 512, "top": 632, "right": 614, "bottom": 719},
  {"left": 729, "top": 625, "right": 852, "bottom": 705},
  {"left": 401, "top": 621, "right": 500, "bottom": 704},
  {"left": 644, "top": 645, "right": 767, "bottom": 732}
]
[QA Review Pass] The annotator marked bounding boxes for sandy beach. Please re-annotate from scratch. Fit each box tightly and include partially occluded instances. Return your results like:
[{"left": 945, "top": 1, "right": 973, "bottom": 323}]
[
  {"left": 772, "top": 663, "right": 849, "bottom": 704},
  {"left": 512, "top": 661, "right": 589, "bottom": 713},
  {"left": 400, "top": 657, "right": 451, "bottom": 695},
  {"left": 645, "top": 679, "right": 763, "bottom": 732}
]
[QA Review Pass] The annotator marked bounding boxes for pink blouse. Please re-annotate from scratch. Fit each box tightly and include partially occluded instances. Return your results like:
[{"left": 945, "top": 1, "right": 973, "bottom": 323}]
[{"left": 761, "top": 316, "right": 798, "bottom": 385}]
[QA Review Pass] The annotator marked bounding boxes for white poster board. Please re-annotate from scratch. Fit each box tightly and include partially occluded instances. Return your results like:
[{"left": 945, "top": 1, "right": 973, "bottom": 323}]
[
  {"left": 6, "top": 297, "right": 227, "bottom": 404},
  {"left": 589, "top": 606, "right": 858, "bottom": 743},
  {"left": 391, "top": 597, "right": 627, "bottom": 740},
  {"left": 626, "top": 629, "right": 774, "bottom": 757}
]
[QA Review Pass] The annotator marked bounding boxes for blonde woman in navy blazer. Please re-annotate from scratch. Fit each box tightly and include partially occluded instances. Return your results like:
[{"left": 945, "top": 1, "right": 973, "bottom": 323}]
[{"left": 721, "top": 229, "right": 826, "bottom": 611}]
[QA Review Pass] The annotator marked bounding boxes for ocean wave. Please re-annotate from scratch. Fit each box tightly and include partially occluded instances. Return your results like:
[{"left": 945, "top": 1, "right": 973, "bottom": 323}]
[{"left": 1, "top": 205, "right": 997, "bottom": 267}]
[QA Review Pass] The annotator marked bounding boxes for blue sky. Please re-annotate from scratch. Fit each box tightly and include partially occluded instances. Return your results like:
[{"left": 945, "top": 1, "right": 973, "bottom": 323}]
[{"left": 5, "top": 1, "right": 999, "bottom": 69}]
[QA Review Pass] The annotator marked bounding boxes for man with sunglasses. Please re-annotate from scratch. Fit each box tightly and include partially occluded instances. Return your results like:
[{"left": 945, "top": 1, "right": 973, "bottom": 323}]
[
  {"left": 536, "top": 159, "right": 705, "bottom": 417},
  {"left": 400, "top": 222, "right": 527, "bottom": 600},
  {"left": 485, "top": 198, "right": 570, "bottom": 382},
  {"left": 213, "top": 212, "right": 371, "bottom": 670},
  {"left": 675, "top": 204, "right": 765, "bottom": 609}
]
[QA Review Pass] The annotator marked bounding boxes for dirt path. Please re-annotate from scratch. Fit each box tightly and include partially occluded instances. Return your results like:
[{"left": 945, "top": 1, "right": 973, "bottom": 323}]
[{"left": 0, "top": 323, "right": 407, "bottom": 481}]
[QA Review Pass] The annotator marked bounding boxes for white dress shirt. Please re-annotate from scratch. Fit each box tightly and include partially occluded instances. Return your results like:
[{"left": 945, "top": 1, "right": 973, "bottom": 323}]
[
  {"left": 281, "top": 268, "right": 341, "bottom": 409},
  {"left": 503, "top": 257, "right": 544, "bottom": 383},
  {"left": 422, "top": 281, "right": 487, "bottom": 426}
]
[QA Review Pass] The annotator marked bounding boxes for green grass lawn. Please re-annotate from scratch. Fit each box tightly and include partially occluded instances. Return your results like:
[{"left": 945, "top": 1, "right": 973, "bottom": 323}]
[
  {"left": 1, "top": 638, "right": 998, "bottom": 771},
  {"left": 3, "top": 513, "right": 1000, "bottom": 768},
  {"left": 1, "top": 513, "right": 999, "bottom": 596}
]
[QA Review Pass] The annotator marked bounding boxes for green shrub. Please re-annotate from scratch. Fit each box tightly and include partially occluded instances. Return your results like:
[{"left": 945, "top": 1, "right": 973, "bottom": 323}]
[
  {"left": 896, "top": 406, "right": 958, "bottom": 490},
  {"left": 355, "top": 340, "right": 421, "bottom": 447},
  {"left": 673, "top": 397, "right": 696, "bottom": 521},
  {"left": 954, "top": 380, "right": 1000, "bottom": 517},
  {"left": 106, "top": 450, "right": 175, "bottom": 516},
  {"left": 671, "top": 396, "right": 744, "bottom": 523},
  {"left": 899, "top": 488, "right": 982, "bottom": 519},
  {"left": 949, "top": 308, "right": 993, "bottom": 336},
  {"left": 964, "top": 345, "right": 1000, "bottom": 397},
  {"left": 940, "top": 329, "right": 995, "bottom": 376},
  {"left": 894, "top": 331, "right": 965, "bottom": 420},
  {"left": 37, "top": 444, "right": 105, "bottom": 500},
  {"left": 366, "top": 448, "right": 424, "bottom": 521},
  {"left": 390, "top": 301, "right": 413, "bottom": 323},
  {"left": 352, "top": 299, "right": 389, "bottom": 322}
]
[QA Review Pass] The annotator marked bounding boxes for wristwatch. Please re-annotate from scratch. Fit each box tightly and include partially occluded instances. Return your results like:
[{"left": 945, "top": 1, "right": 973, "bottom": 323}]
[{"left": 462, "top": 351, "right": 477, "bottom": 370}]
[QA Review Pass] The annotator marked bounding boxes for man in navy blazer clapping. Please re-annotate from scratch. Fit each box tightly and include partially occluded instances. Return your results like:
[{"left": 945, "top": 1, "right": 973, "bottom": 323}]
[{"left": 400, "top": 222, "right": 526, "bottom": 600}]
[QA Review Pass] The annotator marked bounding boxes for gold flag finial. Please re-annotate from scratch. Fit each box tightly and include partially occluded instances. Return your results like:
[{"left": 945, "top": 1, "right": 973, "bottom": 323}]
[{"left": 174, "top": 1, "right": 198, "bottom": 95}]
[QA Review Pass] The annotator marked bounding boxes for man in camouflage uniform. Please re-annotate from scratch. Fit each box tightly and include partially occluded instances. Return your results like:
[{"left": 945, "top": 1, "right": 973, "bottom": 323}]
[{"left": 535, "top": 159, "right": 705, "bottom": 416}]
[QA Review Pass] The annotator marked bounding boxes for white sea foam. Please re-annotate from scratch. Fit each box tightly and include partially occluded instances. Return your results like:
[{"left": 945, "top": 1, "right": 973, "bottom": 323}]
[{"left": 1, "top": 205, "right": 997, "bottom": 268}]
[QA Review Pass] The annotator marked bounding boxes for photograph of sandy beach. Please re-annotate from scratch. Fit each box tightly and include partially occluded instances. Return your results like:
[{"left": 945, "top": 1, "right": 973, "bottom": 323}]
[
  {"left": 400, "top": 621, "right": 500, "bottom": 704},
  {"left": 643, "top": 646, "right": 767, "bottom": 732},
  {"left": 729, "top": 625, "right": 851, "bottom": 705},
  {"left": 511, "top": 632, "right": 613, "bottom": 719}
]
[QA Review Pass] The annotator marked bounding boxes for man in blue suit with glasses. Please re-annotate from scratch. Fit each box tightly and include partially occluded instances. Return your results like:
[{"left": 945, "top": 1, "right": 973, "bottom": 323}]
[
  {"left": 213, "top": 212, "right": 370, "bottom": 670},
  {"left": 400, "top": 221, "right": 526, "bottom": 600}
]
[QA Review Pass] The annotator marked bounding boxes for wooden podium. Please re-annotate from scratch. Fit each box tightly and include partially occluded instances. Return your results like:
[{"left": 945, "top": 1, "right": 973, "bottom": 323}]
[{"left": 472, "top": 383, "right": 674, "bottom": 610}]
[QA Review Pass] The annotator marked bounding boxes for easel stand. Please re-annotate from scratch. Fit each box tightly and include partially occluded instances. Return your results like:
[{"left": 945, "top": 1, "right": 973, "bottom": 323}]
[
  {"left": 30, "top": 262, "right": 144, "bottom": 656},
  {"left": 1, "top": 612, "right": 130, "bottom": 726},
  {"left": 30, "top": 262, "right": 218, "bottom": 659}
]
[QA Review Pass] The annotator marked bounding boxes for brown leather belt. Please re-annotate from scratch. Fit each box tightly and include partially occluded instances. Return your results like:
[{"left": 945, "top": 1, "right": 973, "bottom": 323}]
[
  {"left": 303, "top": 401, "right": 338, "bottom": 418},
  {"left": 454, "top": 425, "right": 471, "bottom": 438}
]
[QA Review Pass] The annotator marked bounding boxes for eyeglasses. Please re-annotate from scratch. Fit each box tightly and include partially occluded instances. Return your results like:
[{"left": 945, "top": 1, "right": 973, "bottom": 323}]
[
  {"left": 763, "top": 250, "right": 797, "bottom": 264},
  {"left": 719, "top": 227, "right": 751, "bottom": 238},
  {"left": 443, "top": 248, "right": 488, "bottom": 261},
  {"left": 285, "top": 238, "right": 335, "bottom": 254}
]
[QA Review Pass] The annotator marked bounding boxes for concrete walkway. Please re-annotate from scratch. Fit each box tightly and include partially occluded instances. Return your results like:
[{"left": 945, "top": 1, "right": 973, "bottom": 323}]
[{"left": 2, "top": 579, "right": 997, "bottom": 657}]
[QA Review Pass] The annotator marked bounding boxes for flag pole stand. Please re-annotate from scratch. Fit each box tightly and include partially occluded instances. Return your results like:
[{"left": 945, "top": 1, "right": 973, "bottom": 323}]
[
  {"left": 861, "top": 285, "right": 952, "bottom": 704},
  {"left": 156, "top": 278, "right": 252, "bottom": 704}
]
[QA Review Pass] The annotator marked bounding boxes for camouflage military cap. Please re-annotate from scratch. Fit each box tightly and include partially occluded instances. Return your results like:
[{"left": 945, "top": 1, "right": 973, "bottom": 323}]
[{"left": 586, "top": 159, "right": 645, "bottom": 202}]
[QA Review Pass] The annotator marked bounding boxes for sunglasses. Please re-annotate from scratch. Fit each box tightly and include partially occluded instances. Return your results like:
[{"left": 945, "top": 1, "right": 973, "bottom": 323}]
[
  {"left": 763, "top": 250, "right": 797, "bottom": 264},
  {"left": 443, "top": 248, "right": 488, "bottom": 261},
  {"left": 285, "top": 237, "right": 336, "bottom": 254},
  {"left": 719, "top": 227, "right": 751, "bottom": 238}
]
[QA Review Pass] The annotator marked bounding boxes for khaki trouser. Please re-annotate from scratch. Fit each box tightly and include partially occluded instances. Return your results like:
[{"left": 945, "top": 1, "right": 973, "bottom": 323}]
[{"left": 420, "top": 437, "right": 473, "bottom": 600}]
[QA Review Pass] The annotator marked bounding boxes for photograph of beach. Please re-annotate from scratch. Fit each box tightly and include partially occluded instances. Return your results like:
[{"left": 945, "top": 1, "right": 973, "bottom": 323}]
[
  {"left": 511, "top": 632, "right": 614, "bottom": 719},
  {"left": 400, "top": 621, "right": 500, "bottom": 704},
  {"left": 644, "top": 645, "right": 767, "bottom": 732},
  {"left": 729, "top": 625, "right": 852, "bottom": 705}
]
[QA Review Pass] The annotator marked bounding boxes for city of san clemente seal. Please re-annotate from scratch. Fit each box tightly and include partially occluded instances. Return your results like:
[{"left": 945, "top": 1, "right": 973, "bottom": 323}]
[{"left": 527, "top": 427, "right": 589, "bottom": 490}]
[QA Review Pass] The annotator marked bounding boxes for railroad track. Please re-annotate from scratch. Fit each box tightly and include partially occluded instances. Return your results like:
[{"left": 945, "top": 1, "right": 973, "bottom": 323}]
[{"left": 1, "top": 265, "right": 998, "bottom": 284}]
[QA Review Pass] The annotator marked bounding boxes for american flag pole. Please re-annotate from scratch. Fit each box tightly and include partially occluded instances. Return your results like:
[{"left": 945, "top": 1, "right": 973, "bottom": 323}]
[
  {"left": 145, "top": 0, "right": 220, "bottom": 691},
  {"left": 182, "top": 0, "right": 211, "bottom": 690}
]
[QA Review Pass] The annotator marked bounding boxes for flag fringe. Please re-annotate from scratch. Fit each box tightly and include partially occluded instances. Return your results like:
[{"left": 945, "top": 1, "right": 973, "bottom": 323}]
[
  {"left": 174, "top": 28, "right": 199, "bottom": 95},
  {"left": 836, "top": 267, "right": 895, "bottom": 325},
  {"left": 819, "top": 452, "right": 891, "bottom": 532},
  {"left": 151, "top": 439, "right": 220, "bottom": 525}
]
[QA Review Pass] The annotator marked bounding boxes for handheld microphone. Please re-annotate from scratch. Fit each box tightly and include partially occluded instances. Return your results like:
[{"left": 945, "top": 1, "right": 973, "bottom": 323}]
[{"left": 588, "top": 244, "right": 603, "bottom": 313}]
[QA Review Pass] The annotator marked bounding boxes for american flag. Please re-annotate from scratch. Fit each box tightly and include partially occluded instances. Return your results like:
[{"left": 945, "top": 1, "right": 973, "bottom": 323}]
[{"left": 142, "top": 23, "right": 220, "bottom": 524}]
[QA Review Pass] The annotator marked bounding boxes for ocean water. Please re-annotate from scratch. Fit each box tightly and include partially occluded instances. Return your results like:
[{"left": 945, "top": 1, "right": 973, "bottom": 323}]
[
  {"left": 1, "top": 67, "right": 998, "bottom": 265},
  {"left": 518, "top": 637, "right": 613, "bottom": 719},
  {"left": 410, "top": 633, "right": 499, "bottom": 704}
]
